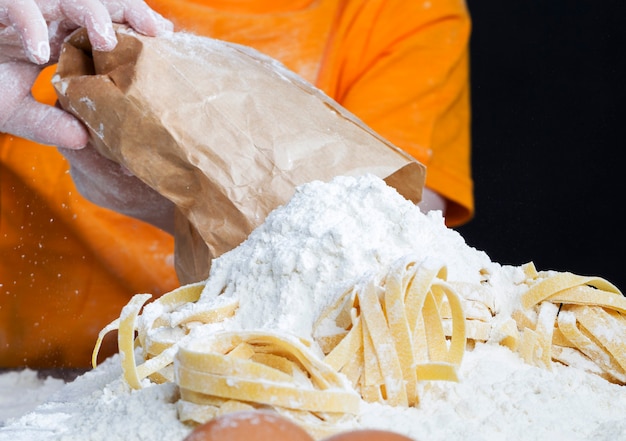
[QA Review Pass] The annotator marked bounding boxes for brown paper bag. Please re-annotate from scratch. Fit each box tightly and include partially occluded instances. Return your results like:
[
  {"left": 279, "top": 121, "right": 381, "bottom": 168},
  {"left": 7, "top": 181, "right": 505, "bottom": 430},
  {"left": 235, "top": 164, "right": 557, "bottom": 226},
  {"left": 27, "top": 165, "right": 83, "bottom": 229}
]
[{"left": 53, "top": 27, "right": 426, "bottom": 284}]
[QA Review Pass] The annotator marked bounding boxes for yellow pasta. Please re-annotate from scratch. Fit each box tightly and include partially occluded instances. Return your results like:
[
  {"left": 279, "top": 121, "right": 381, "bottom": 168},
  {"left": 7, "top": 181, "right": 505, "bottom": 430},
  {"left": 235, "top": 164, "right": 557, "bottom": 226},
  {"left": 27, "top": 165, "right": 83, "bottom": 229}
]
[
  {"left": 503, "top": 263, "right": 626, "bottom": 383},
  {"left": 93, "top": 282, "right": 237, "bottom": 386},
  {"left": 176, "top": 332, "right": 360, "bottom": 414},
  {"left": 314, "top": 257, "right": 467, "bottom": 407},
  {"left": 93, "top": 255, "right": 472, "bottom": 435},
  {"left": 92, "top": 251, "right": 626, "bottom": 439}
]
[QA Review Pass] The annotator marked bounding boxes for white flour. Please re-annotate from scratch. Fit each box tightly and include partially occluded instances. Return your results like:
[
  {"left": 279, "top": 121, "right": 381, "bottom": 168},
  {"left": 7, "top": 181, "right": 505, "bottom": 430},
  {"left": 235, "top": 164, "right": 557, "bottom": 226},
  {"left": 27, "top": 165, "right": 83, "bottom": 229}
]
[
  {"left": 0, "top": 370, "right": 64, "bottom": 423},
  {"left": 170, "top": 175, "right": 495, "bottom": 340},
  {"left": 1, "top": 175, "right": 624, "bottom": 441}
]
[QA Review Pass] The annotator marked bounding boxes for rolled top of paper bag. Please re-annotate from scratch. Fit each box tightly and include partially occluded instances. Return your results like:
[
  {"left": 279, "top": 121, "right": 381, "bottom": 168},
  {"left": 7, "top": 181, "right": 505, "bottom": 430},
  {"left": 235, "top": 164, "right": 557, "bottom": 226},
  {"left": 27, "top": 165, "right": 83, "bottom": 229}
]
[{"left": 53, "top": 26, "right": 426, "bottom": 283}]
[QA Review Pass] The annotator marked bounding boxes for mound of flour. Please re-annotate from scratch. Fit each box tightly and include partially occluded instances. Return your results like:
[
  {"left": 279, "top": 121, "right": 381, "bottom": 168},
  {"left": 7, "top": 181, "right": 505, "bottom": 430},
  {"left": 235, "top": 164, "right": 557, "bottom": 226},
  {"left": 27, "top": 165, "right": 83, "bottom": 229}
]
[{"left": 193, "top": 174, "right": 496, "bottom": 337}]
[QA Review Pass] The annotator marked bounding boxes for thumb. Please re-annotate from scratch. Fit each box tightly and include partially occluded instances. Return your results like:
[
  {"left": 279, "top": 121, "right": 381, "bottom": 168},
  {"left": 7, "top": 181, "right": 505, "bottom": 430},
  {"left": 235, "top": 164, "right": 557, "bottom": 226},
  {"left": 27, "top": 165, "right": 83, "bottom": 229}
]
[
  {"left": 8, "top": 97, "right": 89, "bottom": 149},
  {"left": 0, "top": 61, "right": 88, "bottom": 149}
]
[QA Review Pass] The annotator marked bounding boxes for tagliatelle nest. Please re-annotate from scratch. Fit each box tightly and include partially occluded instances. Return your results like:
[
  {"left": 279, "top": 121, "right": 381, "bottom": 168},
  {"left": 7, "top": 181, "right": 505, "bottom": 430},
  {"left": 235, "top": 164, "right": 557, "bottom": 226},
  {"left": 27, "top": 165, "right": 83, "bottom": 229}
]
[
  {"left": 492, "top": 262, "right": 626, "bottom": 384},
  {"left": 313, "top": 256, "right": 468, "bottom": 407},
  {"left": 93, "top": 257, "right": 626, "bottom": 439},
  {"left": 93, "top": 256, "right": 470, "bottom": 437}
]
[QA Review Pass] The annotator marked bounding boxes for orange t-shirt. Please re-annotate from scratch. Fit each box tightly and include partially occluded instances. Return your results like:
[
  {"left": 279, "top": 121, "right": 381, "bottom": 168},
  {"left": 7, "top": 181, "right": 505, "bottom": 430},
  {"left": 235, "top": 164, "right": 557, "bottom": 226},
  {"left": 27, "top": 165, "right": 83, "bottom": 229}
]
[{"left": 0, "top": 0, "right": 472, "bottom": 367}]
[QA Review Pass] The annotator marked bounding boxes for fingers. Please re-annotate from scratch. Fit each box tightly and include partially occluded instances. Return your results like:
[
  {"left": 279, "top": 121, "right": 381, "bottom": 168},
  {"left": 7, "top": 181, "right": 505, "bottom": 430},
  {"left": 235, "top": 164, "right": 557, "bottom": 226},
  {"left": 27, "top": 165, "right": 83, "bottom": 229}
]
[
  {"left": 107, "top": 0, "right": 174, "bottom": 36},
  {"left": 0, "top": 61, "right": 88, "bottom": 148},
  {"left": 8, "top": 99, "right": 89, "bottom": 148},
  {"left": 1, "top": 1, "right": 173, "bottom": 62},
  {"left": 4, "top": 0, "right": 50, "bottom": 63},
  {"left": 60, "top": 0, "right": 117, "bottom": 51},
  {"left": 58, "top": 0, "right": 173, "bottom": 52}
]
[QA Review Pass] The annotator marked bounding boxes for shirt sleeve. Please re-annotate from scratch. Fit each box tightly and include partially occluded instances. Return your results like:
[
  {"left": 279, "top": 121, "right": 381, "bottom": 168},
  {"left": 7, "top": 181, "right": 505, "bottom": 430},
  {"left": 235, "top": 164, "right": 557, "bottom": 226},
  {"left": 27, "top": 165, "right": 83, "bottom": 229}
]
[{"left": 317, "top": 0, "right": 473, "bottom": 226}]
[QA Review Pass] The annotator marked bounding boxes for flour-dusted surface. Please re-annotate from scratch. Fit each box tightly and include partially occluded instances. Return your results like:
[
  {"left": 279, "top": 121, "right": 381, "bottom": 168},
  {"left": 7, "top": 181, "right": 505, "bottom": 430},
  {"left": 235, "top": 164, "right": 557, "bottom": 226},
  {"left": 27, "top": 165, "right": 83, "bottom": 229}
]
[
  {"left": 2, "top": 345, "right": 625, "bottom": 441},
  {"left": 0, "top": 370, "right": 64, "bottom": 424},
  {"left": 1, "top": 175, "right": 624, "bottom": 441},
  {"left": 358, "top": 343, "right": 626, "bottom": 441},
  {"left": 0, "top": 357, "right": 189, "bottom": 441}
]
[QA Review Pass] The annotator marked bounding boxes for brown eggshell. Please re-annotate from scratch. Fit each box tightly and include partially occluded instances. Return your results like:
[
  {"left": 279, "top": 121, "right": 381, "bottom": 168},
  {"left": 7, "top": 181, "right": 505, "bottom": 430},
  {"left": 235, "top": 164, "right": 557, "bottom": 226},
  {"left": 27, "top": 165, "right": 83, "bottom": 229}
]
[
  {"left": 323, "top": 429, "right": 414, "bottom": 441},
  {"left": 183, "top": 410, "right": 314, "bottom": 441}
]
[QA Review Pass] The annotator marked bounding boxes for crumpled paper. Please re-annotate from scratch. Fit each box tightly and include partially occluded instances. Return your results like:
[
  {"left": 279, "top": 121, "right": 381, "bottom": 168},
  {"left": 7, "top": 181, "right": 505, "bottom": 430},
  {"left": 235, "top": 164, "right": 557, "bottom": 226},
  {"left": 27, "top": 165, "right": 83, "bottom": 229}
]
[{"left": 53, "top": 27, "right": 426, "bottom": 283}]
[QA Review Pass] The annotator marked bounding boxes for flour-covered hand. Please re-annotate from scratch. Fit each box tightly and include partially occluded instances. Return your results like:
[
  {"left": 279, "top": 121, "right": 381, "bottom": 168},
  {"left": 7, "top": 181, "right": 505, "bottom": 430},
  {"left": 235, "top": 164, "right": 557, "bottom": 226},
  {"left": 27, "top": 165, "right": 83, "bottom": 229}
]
[
  {"left": 0, "top": 0, "right": 173, "bottom": 148},
  {"left": 59, "top": 143, "right": 176, "bottom": 234}
]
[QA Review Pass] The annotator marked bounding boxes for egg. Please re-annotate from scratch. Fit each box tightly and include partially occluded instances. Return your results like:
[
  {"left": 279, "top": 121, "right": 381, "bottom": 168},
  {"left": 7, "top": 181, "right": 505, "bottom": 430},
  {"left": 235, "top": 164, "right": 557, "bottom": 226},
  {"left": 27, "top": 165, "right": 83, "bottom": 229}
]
[
  {"left": 322, "top": 429, "right": 414, "bottom": 441},
  {"left": 182, "top": 410, "right": 314, "bottom": 441}
]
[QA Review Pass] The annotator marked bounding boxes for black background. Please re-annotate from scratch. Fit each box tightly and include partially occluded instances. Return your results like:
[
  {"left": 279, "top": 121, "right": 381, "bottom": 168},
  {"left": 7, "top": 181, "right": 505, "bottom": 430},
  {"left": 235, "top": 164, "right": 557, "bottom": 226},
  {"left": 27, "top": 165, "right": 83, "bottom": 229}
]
[{"left": 457, "top": 1, "right": 625, "bottom": 290}]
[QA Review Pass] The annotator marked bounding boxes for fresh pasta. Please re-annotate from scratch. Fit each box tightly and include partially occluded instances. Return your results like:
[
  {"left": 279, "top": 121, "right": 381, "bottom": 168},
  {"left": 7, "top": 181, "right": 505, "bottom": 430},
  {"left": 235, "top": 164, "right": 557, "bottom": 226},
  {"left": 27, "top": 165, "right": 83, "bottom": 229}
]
[
  {"left": 492, "top": 262, "right": 626, "bottom": 383},
  {"left": 93, "top": 256, "right": 470, "bottom": 436},
  {"left": 93, "top": 254, "right": 626, "bottom": 438},
  {"left": 313, "top": 256, "right": 467, "bottom": 407},
  {"left": 174, "top": 331, "right": 361, "bottom": 439}
]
